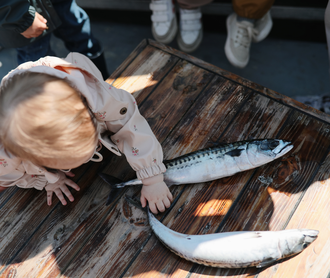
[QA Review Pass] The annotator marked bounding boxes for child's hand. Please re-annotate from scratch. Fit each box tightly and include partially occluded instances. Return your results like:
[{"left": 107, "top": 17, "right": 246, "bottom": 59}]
[
  {"left": 140, "top": 175, "right": 173, "bottom": 214},
  {"left": 45, "top": 171, "right": 80, "bottom": 206}
]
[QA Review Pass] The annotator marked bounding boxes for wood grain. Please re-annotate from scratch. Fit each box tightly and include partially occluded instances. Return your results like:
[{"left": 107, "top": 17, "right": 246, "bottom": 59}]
[
  {"left": 1, "top": 39, "right": 330, "bottom": 278},
  {"left": 124, "top": 92, "right": 293, "bottom": 277},
  {"left": 0, "top": 159, "right": 95, "bottom": 274},
  {"left": 257, "top": 153, "right": 330, "bottom": 278},
  {"left": 106, "top": 39, "right": 148, "bottom": 84},
  {"left": 189, "top": 110, "right": 330, "bottom": 278},
  {"left": 111, "top": 45, "right": 179, "bottom": 101},
  {"left": 148, "top": 39, "right": 330, "bottom": 124}
]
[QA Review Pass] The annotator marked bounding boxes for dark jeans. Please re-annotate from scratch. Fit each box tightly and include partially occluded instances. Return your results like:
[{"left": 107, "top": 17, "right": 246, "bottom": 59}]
[{"left": 16, "top": 0, "right": 102, "bottom": 64}]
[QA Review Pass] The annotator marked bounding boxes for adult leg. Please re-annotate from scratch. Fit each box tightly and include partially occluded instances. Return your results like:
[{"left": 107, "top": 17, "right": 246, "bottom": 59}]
[
  {"left": 225, "top": 0, "right": 274, "bottom": 68},
  {"left": 325, "top": 0, "right": 330, "bottom": 77},
  {"left": 149, "top": 0, "right": 178, "bottom": 44},
  {"left": 176, "top": 0, "right": 212, "bottom": 10},
  {"left": 232, "top": 0, "right": 274, "bottom": 19},
  {"left": 51, "top": 0, "right": 109, "bottom": 79},
  {"left": 176, "top": 0, "right": 213, "bottom": 53},
  {"left": 16, "top": 33, "right": 55, "bottom": 64}
]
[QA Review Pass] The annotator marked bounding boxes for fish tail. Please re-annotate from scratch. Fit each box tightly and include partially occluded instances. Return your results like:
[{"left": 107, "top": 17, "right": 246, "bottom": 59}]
[
  {"left": 99, "top": 173, "right": 125, "bottom": 188},
  {"left": 99, "top": 173, "right": 127, "bottom": 206}
]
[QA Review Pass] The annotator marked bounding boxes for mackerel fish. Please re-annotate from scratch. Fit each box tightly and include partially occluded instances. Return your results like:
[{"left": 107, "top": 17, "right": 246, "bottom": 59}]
[
  {"left": 100, "top": 139, "right": 293, "bottom": 205},
  {"left": 146, "top": 206, "right": 318, "bottom": 268}
]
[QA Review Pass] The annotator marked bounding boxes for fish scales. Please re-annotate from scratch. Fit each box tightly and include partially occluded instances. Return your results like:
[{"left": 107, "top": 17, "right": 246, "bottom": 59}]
[
  {"left": 147, "top": 209, "right": 319, "bottom": 268},
  {"left": 163, "top": 139, "right": 293, "bottom": 186},
  {"left": 101, "top": 139, "right": 294, "bottom": 203}
]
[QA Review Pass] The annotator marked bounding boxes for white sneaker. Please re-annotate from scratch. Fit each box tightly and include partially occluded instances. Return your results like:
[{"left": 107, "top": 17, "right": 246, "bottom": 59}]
[
  {"left": 225, "top": 13, "right": 257, "bottom": 68},
  {"left": 177, "top": 8, "right": 203, "bottom": 53},
  {"left": 150, "top": 0, "right": 177, "bottom": 44},
  {"left": 253, "top": 11, "right": 273, "bottom": 43}
]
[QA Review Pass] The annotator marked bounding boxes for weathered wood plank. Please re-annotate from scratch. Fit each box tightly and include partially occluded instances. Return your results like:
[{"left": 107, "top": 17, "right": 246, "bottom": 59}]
[
  {"left": 0, "top": 186, "right": 18, "bottom": 207},
  {"left": 2, "top": 40, "right": 329, "bottom": 278},
  {"left": 0, "top": 152, "right": 110, "bottom": 277},
  {"left": 0, "top": 160, "right": 94, "bottom": 274},
  {"left": 111, "top": 45, "right": 180, "bottom": 101},
  {"left": 162, "top": 75, "right": 252, "bottom": 159},
  {"left": 189, "top": 111, "right": 330, "bottom": 277},
  {"left": 148, "top": 39, "right": 330, "bottom": 124},
  {"left": 124, "top": 94, "right": 293, "bottom": 277},
  {"left": 106, "top": 39, "right": 147, "bottom": 84},
  {"left": 257, "top": 152, "right": 330, "bottom": 278},
  {"left": 139, "top": 59, "right": 214, "bottom": 142}
]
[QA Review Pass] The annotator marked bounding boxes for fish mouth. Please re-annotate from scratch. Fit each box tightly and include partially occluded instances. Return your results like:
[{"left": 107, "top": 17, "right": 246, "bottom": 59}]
[
  {"left": 302, "top": 229, "right": 319, "bottom": 243},
  {"left": 276, "top": 141, "right": 294, "bottom": 155}
]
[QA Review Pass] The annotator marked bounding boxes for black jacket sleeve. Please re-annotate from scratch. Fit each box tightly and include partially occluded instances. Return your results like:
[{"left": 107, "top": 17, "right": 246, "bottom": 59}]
[{"left": 0, "top": 0, "right": 35, "bottom": 34}]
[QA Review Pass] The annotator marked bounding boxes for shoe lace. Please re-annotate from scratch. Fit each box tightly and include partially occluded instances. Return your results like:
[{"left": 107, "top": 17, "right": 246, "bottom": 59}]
[{"left": 235, "top": 21, "right": 258, "bottom": 48}]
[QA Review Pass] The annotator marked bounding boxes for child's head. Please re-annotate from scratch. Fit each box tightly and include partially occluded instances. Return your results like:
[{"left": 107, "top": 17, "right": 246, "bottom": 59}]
[{"left": 0, "top": 71, "right": 98, "bottom": 169}]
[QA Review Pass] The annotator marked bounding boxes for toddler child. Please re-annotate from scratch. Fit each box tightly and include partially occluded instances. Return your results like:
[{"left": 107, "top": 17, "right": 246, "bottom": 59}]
[{"left": 0, "top": 52, "right": 172, "bottom": 214}]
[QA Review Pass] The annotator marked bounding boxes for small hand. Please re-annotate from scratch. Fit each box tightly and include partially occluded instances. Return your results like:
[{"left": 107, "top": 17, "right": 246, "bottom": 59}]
[
  {"left": 45, "top": 171, "right": 80, "bottom": 206},
  {"left": 21, "top": 12, "right": 48, "bottom": 38},
  {"left": 140, "top": 181, "right": 173, "bottom": 214}
]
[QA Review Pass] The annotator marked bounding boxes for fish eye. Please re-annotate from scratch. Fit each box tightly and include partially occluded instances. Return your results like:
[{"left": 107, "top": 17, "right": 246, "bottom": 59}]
[
  {"left": 303, "top": 243, "right": 308, "bottom": 249},
  {"left": 260, "top": 140, "right": 279, "bottom": 150}
]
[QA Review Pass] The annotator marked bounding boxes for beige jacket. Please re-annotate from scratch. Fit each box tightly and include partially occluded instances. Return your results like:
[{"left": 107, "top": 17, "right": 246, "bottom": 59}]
[{"left": 0, "top": 52, "right": 166, "bottom": 190}]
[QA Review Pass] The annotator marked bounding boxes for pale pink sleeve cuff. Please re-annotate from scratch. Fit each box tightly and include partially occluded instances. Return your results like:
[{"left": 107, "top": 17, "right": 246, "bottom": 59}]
[
  {"left": 136, "top": 163, "right": 166, "bottom": 180},
  {"left": 33, "top": 176, "right": 48, "bottom": 190}
]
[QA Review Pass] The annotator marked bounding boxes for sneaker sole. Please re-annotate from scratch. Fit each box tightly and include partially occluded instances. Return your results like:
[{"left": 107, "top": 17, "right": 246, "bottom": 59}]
[
  {"left": 253, "top": 13, "right": 273, "bottom": 43},
  {"left": 224, "top": 15, "right": 249, "bottom": 68},
  {"left": 152, "top": 15, "right": 178, "bottom": 44},
  {"left": 177, "top": 28, "right": 203, "bottom": 53}
]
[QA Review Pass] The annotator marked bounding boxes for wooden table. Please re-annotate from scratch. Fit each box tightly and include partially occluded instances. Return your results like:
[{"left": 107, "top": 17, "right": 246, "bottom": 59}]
[{"left": 1, "top": 39, "right": 330, "bottom": 278}]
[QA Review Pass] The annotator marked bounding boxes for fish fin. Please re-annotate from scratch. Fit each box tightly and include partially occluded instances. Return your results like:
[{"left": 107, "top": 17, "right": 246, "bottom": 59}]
[
  {"left": 106, "top": 188, "right": 125, "bottom": 206},
  {"left": 225, "top": 148, "right": 244, "bottom": 157},
  {"left": 256, "top": 257, "right": 278, "bottom": 268},
  {"left": 99, "top": 173, "right": 124, "bottom": 188},
  {"left": 125, "top": 195, "right": 147, "bottom": 212}
]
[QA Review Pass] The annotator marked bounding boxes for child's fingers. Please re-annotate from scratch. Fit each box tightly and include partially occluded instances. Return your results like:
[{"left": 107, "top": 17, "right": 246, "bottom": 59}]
[
  {"left": 65, "top": 179, "right": 80, "bottom": 191},
  {"left": 156, "top": 201, "right": 165, "bottom": 213},
  {"left": 167, "top": 190, "right": 173, "bottom": 202},
  {"left": 65, "top": 171, "right": 75, "bottom": 178},
  {"left": 61, "top": 185, "right": 74, "bottom": 202},
  {"left": 149, "top": 202, "right": 158, "bottom": 214},
  {"left": 163, "top": 197, "right": 171, "bottom": 209},
  {"left": 54, "top": 189, "right": 67, "bottom": 205},
  {"left": 47, "top": 191, "right": 53, "bottom": 206},
  {"left": 140, "top": 195, "right": 147, "bottom": 208}
]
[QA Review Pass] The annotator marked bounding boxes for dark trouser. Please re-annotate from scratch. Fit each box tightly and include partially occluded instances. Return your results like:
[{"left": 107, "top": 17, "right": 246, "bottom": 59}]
[
  {"left": 176, "top": 0, "right": 274, "bottom": 19},
  {"left": 325, "top": 0, "right": 330, "bottom": 76},
  {"left": 16, "top": 0, "right": 108, "bottom": 78}
]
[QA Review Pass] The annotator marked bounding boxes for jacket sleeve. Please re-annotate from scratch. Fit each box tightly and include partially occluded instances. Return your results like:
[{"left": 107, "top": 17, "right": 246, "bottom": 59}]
[
  {"left": 106, "top": 88, "right": 167, "bottom": 180},
  {"left": 0, "top": 172, "right": 48, "bottom": 191},
  {"left": 0, "top": 146, "right": 59, "bottom": 190},
  {"left": 61, "top": 52, "right": 166, "bottom": 181},
  {"left": 0, "top": 1, "right": 35, "bottom": 33}
]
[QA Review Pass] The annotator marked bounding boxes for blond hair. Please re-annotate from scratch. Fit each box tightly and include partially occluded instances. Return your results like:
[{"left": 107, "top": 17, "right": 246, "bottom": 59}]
[{"left": 0, "top": 71, "right": 98, "bottom": 166}]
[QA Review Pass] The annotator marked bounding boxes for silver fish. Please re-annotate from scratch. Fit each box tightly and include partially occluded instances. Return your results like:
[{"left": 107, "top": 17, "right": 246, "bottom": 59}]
[
  {"left": 146, "top": 208, "right": 318, "bottom": 268},
  {"left": 100, "top": 139, "right": 293, "bottom": 205}
]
